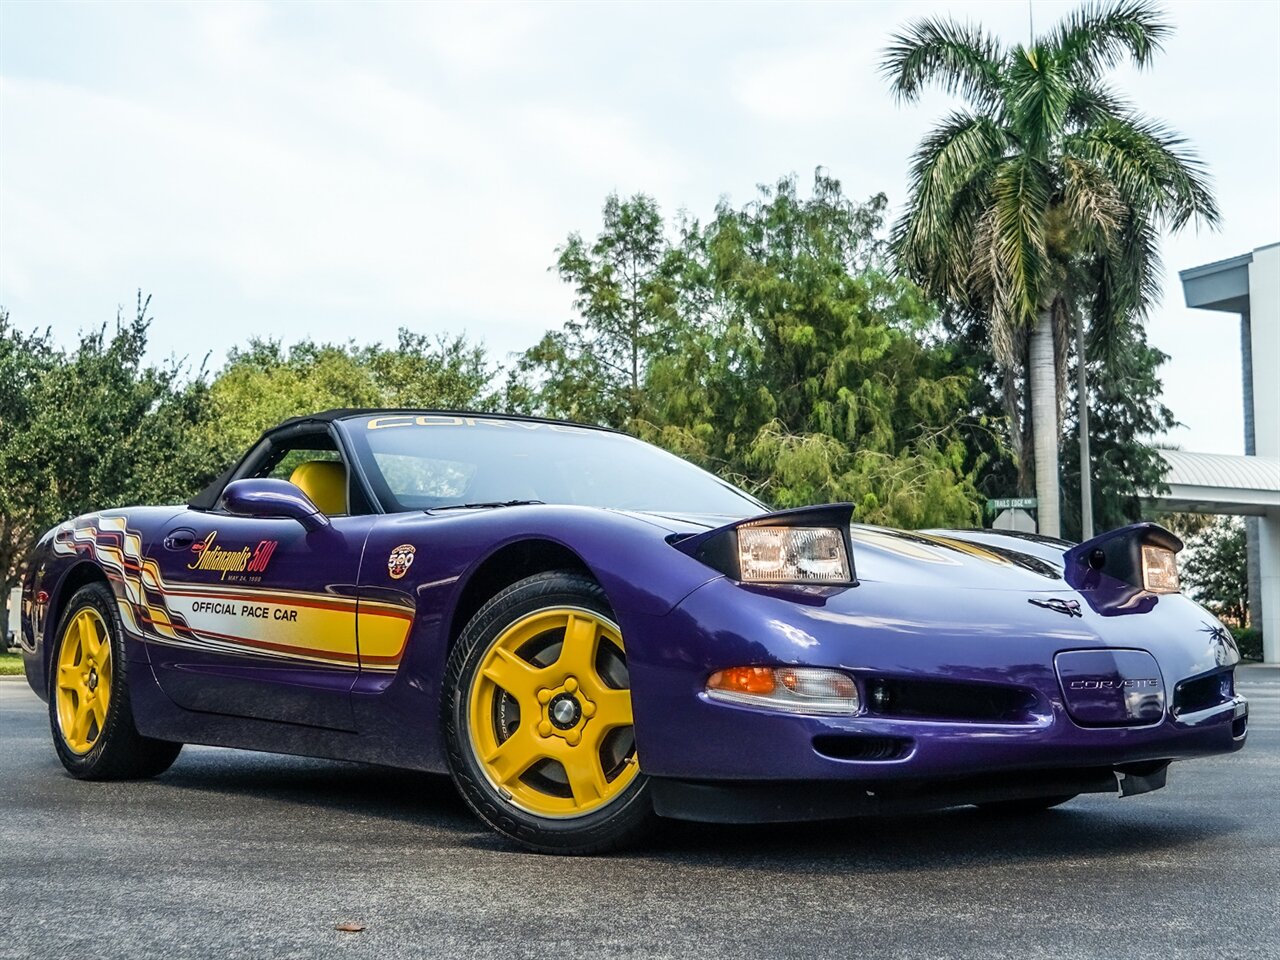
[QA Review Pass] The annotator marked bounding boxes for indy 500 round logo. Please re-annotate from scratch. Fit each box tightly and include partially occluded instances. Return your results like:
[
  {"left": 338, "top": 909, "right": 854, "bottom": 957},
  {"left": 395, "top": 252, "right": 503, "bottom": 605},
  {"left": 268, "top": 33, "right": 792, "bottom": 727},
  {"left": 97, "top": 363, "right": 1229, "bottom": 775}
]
[{"left": 387, "top": 543, "right": 416, "bottom": 580}]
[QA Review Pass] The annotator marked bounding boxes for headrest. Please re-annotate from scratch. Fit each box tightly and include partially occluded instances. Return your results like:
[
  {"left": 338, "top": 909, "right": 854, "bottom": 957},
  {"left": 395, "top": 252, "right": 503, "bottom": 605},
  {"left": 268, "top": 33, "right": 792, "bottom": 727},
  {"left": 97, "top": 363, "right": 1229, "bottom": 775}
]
[{"left": 289, "top": 460, "right": 347, "bottom": 516}]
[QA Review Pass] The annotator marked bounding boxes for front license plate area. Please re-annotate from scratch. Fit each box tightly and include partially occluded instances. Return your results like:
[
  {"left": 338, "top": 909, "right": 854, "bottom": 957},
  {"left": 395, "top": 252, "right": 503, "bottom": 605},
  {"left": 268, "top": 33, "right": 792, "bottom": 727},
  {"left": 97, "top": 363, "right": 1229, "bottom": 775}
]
[{"left": 1055, "top": 649, "right": 1165, "bottom": 726}]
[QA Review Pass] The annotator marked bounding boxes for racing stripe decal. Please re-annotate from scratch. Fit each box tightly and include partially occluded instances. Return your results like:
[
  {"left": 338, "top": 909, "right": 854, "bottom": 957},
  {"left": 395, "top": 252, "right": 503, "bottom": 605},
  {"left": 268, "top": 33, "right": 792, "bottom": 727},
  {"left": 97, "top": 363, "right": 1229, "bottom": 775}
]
[{"left": 53, "top": 515, "right": 413, "bottom": 672}]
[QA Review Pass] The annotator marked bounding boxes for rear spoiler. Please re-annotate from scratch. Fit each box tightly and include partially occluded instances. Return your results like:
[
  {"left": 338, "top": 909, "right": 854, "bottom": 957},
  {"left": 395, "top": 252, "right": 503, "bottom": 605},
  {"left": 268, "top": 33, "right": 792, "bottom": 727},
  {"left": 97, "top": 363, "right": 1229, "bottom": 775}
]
[{"left": 670, "top": 503, "right": 858, "bottom": 585}]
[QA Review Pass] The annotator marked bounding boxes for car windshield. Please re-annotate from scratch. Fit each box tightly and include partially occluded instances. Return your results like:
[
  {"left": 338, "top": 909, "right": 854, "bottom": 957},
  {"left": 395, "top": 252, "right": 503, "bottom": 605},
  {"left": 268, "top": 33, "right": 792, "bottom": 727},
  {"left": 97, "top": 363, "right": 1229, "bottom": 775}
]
[{"left": 343, "top": 413, "right": 763, "bottom": 516}]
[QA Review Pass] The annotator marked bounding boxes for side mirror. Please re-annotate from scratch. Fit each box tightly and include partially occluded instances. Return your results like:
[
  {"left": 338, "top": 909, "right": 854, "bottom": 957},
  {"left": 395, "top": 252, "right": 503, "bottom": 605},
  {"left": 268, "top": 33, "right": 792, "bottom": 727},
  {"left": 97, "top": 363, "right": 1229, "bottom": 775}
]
[{"left": 221, "top": 478, "right": 330, "bottom": 532}]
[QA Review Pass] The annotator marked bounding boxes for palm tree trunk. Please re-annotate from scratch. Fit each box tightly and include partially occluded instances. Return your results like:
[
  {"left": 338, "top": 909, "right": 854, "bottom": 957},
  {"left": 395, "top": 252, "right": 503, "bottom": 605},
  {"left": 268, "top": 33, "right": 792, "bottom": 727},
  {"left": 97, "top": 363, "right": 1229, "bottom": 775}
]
[{"left": 1029, "top": 309, "right": 1061, "bottom": 538}]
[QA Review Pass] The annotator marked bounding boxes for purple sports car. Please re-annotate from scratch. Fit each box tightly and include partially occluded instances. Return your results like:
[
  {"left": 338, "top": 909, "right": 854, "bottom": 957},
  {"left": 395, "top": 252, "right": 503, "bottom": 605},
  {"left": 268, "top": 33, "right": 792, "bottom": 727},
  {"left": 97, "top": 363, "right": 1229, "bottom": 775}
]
[{"left": 18, "top": 410, "right": 1248, "bottom": 853}]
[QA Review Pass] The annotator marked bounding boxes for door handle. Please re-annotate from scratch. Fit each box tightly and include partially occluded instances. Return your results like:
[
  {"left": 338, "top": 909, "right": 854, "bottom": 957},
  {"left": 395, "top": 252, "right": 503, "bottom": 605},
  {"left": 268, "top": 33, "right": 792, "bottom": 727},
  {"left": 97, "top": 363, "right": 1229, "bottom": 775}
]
[{"left": 163, "top": 529, "right": 197, "bottom": 551}]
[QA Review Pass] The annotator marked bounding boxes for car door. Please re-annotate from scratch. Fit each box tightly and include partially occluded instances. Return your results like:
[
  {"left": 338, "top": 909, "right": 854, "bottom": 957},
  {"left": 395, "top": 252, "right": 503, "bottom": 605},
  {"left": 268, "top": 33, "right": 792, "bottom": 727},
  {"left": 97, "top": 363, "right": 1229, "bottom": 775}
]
[{"left": 145, "top": 429, "right": 375, "bottom": 730}]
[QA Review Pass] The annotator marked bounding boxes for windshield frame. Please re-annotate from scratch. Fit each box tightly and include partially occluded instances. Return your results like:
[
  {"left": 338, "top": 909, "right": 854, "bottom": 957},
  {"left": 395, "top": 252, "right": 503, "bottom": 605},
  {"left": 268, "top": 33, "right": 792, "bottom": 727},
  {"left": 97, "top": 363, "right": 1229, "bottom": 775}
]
[{"left": 336, "top": 412, "right": 765, "bottom": 517}]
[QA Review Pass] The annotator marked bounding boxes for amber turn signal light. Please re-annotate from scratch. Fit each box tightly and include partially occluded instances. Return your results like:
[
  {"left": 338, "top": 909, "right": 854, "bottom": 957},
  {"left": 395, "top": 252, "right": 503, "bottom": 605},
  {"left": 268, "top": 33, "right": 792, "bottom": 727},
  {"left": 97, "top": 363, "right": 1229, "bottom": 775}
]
[
  {"left": 705, "top": 665, "right": 860, "bottom": 715},
  {"left": 707, "top": 666, "right": 777, "bottom": 695}
]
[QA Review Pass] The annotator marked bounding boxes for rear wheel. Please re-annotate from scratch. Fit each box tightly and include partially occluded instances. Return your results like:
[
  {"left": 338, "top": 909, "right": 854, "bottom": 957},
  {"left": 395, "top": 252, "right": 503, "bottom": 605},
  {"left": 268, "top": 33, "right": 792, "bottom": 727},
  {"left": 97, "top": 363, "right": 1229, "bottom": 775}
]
[
  {"left": 443, "top": 571, "right": 652, "bottom": 854},
  {"left": 49, "top": 583, "right": 182, "bottom": 780}
]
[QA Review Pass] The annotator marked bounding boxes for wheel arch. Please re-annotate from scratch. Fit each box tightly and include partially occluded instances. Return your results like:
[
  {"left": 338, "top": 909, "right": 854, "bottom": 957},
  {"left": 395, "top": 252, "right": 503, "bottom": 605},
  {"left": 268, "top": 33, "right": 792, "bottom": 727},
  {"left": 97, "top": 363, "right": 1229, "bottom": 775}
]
[
  {"left": 446, "top": 538, "right": 596, "bottom": 649},
  {"left": 38, "top": 561, "right": 112, "bottom": 687}
]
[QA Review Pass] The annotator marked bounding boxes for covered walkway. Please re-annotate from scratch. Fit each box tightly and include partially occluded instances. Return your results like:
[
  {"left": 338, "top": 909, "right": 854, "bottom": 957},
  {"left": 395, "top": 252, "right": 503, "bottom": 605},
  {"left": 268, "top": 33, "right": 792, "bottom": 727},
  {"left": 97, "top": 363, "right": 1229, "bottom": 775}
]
[{"left": 1151, "top": 450, "right": 1280, "bottom": 662}]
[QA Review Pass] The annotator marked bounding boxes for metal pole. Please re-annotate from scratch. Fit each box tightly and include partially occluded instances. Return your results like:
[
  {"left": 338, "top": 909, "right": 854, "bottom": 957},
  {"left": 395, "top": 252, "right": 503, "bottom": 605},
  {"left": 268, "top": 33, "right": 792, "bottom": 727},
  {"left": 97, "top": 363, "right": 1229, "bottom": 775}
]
[{"left": 1077, "top": 311, "right": 1094, "bottom": 540}]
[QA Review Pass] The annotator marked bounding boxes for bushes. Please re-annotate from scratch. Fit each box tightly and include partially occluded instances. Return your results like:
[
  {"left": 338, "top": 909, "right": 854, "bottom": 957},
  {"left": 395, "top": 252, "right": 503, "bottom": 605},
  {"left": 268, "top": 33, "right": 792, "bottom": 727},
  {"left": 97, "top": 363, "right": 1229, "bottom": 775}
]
[{"left": 1231, "top": 627, "right": 1263, "bottom": 663}]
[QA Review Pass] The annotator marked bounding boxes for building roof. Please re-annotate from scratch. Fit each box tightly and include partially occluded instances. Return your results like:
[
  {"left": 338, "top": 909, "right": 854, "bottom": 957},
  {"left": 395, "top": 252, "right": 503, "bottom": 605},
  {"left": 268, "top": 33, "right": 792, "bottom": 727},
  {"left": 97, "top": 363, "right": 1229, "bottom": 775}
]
[
  {"left": 1151, "top": 450, "right": 1280, "bottom": 516},
  {"left": 1179, "top": 252, "right": 1252, "bottom": 313},
  {"left": 1160, "top": 450, "right": 1280, "bottom": 491}
]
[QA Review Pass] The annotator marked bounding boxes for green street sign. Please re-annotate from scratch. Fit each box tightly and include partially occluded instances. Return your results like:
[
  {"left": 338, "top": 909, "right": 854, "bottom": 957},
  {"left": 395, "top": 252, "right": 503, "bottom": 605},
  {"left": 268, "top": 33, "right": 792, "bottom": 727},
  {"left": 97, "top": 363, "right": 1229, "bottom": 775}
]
[{"left": 986, "top": 497, "right": 1038, "bottom": 511}]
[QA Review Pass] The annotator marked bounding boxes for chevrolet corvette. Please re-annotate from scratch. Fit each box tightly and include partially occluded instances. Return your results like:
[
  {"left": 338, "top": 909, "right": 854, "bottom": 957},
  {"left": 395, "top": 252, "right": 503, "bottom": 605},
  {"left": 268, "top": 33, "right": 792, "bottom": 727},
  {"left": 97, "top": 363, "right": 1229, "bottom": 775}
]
[{"left": 18, "top": 410, "right": 1248, "bottom": 853}]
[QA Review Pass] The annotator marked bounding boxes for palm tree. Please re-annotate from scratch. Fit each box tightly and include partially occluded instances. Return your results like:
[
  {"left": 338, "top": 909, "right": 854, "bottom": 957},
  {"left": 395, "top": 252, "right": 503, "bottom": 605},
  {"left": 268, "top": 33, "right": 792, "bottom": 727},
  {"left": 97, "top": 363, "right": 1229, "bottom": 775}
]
[{"left": 883, "top": 0, "right": 1217, "bottom": 537}]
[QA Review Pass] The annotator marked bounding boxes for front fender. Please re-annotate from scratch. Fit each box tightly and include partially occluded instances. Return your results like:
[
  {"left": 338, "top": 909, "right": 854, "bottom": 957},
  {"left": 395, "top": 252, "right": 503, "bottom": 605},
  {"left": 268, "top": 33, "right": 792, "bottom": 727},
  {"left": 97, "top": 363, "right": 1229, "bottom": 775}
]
[{"left": 20, "top": 508, "right": 186, "bottom": 700}]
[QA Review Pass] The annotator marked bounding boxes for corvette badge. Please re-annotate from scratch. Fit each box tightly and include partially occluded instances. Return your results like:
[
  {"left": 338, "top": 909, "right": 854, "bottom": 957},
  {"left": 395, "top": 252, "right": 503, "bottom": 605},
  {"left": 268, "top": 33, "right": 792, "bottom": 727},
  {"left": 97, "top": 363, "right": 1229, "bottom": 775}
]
[{"left": 1029, "top": 597, "right": 1082, "bottom": 617}]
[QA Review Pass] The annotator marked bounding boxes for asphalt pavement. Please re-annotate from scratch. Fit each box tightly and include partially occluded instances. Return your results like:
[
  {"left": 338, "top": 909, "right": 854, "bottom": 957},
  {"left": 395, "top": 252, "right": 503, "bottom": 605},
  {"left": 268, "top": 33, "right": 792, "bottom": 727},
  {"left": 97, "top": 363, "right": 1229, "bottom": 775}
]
[{"left": 1, "top": 668, "right": 1277, "bottom": 960}]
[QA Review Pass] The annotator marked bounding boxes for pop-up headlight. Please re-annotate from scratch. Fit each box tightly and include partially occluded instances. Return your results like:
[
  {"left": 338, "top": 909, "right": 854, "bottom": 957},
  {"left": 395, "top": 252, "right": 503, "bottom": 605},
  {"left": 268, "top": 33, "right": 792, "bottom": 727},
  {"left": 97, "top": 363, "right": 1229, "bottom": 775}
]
[
  {"left": 1141, "top": 544, "right": 1180, "bottom": 594},
  {"left": 1063, "top": 521, "right": 1185, "bottom": 605},
  {"left": 737, "top": 526, "right": 851, "bottom": 583},
  {"left": 670, "top": 503, "right": 858, "bottom": 586}
]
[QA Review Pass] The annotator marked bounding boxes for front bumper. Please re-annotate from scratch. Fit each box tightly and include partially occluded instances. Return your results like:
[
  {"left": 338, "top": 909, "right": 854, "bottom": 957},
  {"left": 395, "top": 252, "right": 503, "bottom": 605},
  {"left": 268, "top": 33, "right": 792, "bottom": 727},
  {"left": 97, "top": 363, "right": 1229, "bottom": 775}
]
[
  {"left": 626, "top": 577, "right": 1249, "bottom": 784},
  {"left": 652, "top": 759, "right": 1174, "bottom": 823}
]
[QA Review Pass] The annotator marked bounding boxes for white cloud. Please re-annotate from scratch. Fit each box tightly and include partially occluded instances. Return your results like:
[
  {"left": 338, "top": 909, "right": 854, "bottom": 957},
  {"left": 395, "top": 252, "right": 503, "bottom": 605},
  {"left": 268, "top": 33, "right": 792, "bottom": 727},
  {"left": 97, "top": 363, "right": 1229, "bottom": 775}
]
[{"left": 0, "top": 0, "right": 1276, "bottom": 456}]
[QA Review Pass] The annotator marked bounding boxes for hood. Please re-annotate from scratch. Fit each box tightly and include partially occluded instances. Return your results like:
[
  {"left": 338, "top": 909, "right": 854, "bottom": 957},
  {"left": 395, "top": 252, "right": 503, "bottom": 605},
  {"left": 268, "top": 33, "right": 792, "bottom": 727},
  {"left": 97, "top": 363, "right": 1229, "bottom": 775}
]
[
  {"left": 638, "top": 505, "right": 1073, "bottom": 592},
  {"left": 848, "top": 526, "right": 1069, "bottom": 591}
]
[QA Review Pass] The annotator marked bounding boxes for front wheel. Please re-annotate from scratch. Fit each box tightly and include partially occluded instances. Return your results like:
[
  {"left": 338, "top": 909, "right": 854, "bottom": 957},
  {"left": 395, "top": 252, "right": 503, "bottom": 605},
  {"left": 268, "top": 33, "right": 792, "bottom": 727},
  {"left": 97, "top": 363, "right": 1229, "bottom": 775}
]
[
  {"left": 443, "top": 571, "right": 653, "bottom": 854},
  {"left": 49, "top": 583, "right": 182, "bottom": 780}
]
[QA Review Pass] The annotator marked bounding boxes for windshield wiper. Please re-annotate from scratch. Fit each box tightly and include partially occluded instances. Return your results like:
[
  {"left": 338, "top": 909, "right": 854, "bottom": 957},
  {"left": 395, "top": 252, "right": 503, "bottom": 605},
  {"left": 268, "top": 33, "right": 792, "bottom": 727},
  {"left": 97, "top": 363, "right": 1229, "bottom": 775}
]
[{"left": 426, "top": 499, "right": 546, "bottom": 512}]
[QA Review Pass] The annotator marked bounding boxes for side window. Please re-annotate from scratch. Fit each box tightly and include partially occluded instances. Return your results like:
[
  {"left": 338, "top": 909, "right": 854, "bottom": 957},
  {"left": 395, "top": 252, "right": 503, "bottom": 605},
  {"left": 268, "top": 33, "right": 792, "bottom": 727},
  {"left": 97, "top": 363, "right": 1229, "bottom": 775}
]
[
  {"left": 267, "top": 447, "right": 342, "bottom": 481},
  {"left": 251, "top": 433, "right": 352, "bottom": 517}
]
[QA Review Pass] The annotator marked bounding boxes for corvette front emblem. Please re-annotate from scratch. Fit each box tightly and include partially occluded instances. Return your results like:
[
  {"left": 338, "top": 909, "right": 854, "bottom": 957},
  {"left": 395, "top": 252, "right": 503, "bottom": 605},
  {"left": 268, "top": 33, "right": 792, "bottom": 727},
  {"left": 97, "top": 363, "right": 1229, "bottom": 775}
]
[
  {"left": 388, "top": 543, "right": 415, "bottom": 580},
  {"left": 1029, "top": 597, "right": 1082, "bottom": 617}
]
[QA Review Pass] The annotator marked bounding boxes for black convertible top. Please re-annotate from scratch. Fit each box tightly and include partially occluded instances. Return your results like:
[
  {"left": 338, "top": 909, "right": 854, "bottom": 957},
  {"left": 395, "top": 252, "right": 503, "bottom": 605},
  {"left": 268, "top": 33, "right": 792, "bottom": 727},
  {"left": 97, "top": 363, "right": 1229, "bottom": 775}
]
[{"left": 276, "top": 408, "right": 615, "bottom": 433}]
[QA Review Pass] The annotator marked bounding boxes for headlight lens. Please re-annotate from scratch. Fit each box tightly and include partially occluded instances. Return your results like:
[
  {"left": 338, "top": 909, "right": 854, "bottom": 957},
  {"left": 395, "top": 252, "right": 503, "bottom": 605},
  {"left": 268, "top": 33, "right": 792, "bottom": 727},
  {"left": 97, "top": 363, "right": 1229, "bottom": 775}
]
[
  {"left": 737, "top": 525, "right": 851, "bottom": 583},
  {"left": 706, "top": 666, "right": 860, "bottom": 715},
  {"left": 1141, "top": 544, "right": 1180, "bottom": 594}
]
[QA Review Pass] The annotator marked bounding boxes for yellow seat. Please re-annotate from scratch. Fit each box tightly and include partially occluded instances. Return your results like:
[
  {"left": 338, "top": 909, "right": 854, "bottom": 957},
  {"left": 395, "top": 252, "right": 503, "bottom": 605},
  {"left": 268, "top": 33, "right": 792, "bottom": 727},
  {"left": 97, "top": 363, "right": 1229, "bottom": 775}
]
[{"left": 289, "top": 460, "right": 347, "bottom": 516}]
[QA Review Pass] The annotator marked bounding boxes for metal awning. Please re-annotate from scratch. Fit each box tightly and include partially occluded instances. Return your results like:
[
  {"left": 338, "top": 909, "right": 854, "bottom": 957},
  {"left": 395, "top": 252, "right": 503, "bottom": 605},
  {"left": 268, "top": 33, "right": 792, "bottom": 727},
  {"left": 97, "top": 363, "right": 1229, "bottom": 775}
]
[{"left": 1150, "top": 450, "right": 1280, "bottom": 516}]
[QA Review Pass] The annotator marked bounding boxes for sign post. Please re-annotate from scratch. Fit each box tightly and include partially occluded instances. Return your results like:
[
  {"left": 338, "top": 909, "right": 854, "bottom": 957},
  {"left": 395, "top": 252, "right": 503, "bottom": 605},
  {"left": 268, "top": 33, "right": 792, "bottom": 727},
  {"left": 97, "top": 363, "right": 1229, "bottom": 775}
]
[{"left": 986, "top": 497, "right": 1038, "bottom": 513}]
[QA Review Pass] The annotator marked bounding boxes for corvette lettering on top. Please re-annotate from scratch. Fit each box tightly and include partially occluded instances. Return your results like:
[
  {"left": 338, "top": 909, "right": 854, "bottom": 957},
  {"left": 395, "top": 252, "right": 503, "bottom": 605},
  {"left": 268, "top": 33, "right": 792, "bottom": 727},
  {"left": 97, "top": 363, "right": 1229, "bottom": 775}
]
[
  {"left": 366, "top": 414, "right": 589, "bottom": 434},
  {"left": 187, "top": 532, "right": 278, "bottom": 580}
]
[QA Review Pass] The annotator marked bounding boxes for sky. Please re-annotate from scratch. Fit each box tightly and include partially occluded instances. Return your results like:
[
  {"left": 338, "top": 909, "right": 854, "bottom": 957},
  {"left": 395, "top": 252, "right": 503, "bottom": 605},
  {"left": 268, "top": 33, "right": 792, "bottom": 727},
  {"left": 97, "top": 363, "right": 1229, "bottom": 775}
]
[{"left": 1, "top": 0, "right": 1277, "bottom": 456}]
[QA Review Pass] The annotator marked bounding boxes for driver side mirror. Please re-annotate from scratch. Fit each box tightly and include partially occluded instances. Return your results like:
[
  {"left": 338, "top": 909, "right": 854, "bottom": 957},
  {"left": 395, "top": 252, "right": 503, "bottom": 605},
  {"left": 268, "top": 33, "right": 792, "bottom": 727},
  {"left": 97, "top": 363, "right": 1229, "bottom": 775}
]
[{"left": 221, "top": 478, "right": 331, "bottom": 532}]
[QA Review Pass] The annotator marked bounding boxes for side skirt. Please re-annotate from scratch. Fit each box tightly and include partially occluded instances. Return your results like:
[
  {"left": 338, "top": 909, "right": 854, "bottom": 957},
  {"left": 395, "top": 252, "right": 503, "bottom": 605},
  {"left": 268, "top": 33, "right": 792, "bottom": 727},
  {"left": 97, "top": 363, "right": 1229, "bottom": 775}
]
[{"left": 127, "top": 664, "right": 437, "bottom": 771}]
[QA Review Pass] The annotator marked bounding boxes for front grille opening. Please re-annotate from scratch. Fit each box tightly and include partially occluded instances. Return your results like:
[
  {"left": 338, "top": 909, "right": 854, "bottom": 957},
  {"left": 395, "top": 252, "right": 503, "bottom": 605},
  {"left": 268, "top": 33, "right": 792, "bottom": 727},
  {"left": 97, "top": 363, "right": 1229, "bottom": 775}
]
[
  {"left": 813, "top": 734, "right": 912, "bottom": 762},
  {"left": 1174, "top": 671, "right": 1232, "bottom": 716},
  {"left": 866, "top": 677, "right": 1037, "bottom": 723}
]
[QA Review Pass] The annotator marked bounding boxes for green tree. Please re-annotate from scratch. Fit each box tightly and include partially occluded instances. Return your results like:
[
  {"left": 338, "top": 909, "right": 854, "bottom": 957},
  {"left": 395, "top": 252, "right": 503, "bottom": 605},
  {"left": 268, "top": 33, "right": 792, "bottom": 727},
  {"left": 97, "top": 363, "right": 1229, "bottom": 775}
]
[
  {"left": 884, "top": 0, "right": 1218, "bottom": 536},
  {"left": 0, "top": 313, "right": 58, "bottom": 637},
  {"left": 0, "top": 296, "right": 210, "bottom": 632},
  {"left": 1060, "top": 315, "right": 1176, "bottom": 538},
  {"left": 515, "top": 193, "right": 678, "bottom": 427},
  {"left": 1182, "top": 517, "right": 1248, "bottom": 626},
  {"left": 198, "top": 330, "right": 493, "bottom": 467},
  {"left": 651, "top": 171, "right": 982, "bottom": 527}
]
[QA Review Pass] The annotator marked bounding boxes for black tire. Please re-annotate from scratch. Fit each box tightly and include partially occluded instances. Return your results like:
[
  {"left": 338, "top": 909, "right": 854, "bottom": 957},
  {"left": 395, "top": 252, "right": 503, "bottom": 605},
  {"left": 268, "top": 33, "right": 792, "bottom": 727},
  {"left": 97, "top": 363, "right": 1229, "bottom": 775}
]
[
  {"left": 48, "top": 582, "right": 183, "bottom": 780},
  {"left": 443, "top": 570, "right": 654, "bottom": 855},
  {"left": 977, "top": 794, "right": 1077, "bottom": 814}
]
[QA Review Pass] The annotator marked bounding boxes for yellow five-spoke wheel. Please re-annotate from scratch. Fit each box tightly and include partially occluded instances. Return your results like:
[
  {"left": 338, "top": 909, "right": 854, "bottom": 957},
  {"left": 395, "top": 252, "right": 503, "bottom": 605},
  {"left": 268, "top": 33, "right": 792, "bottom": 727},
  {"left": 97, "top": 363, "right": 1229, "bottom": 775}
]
[
  {"left": 49, "top": 583, "right": 183, "bottom": 780},
  {"left": 445, "top": 571, "right": 653, "bottom": 854},
  {"left": 55, "top": 606, "right": 113, "bottom": 754}
]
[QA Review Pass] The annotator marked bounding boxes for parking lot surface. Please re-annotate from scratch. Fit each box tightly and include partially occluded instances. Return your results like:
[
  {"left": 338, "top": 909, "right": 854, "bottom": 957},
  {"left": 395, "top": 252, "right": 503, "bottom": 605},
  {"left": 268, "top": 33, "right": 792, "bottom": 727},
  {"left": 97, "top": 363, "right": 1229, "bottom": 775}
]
[{"left": 1, "top": 668, "right": 1277, "bottom": 960}]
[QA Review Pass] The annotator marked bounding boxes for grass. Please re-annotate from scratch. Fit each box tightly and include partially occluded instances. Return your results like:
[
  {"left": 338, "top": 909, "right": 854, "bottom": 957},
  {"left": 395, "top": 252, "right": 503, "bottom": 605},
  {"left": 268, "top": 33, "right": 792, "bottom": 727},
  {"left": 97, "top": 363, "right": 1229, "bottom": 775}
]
[{"left": 0, "top": 649, "right": 25, "bottom": 676}]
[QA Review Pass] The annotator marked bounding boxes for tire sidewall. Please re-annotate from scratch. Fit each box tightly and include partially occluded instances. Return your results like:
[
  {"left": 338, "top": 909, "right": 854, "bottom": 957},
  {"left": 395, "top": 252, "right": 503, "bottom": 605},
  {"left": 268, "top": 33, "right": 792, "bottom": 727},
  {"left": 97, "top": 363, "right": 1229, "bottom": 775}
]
[
  {"left": 48, "top": 583, "right": 136, "bottom": 776},
  {"left": 443, "top": 571, "right": 652, "bottom": 854}
]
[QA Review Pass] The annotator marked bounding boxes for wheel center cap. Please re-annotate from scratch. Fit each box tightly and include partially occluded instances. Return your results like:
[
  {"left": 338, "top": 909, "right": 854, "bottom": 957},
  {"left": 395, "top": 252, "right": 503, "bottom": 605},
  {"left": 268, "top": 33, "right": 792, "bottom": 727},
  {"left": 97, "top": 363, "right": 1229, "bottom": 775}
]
[
  {"left": 535, "top": 677, "right": 597, "bottom": 745},
  {"left": 549, "top": 694, "right": 581, "bottom": 730},
  {"left": 86, "top": 670, "right": 98, "bottom": 692}
]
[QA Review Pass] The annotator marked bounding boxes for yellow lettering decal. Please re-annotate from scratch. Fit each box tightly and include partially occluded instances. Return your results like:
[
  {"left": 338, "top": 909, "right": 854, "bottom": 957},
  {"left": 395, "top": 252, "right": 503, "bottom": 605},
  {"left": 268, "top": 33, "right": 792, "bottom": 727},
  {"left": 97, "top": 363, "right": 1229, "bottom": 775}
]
[
  {"left": 186, "top": 532, "right": 254, "bottom": 581},
  {"left": 367, "top": 416, "right": 416, "bottom": 431}
]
